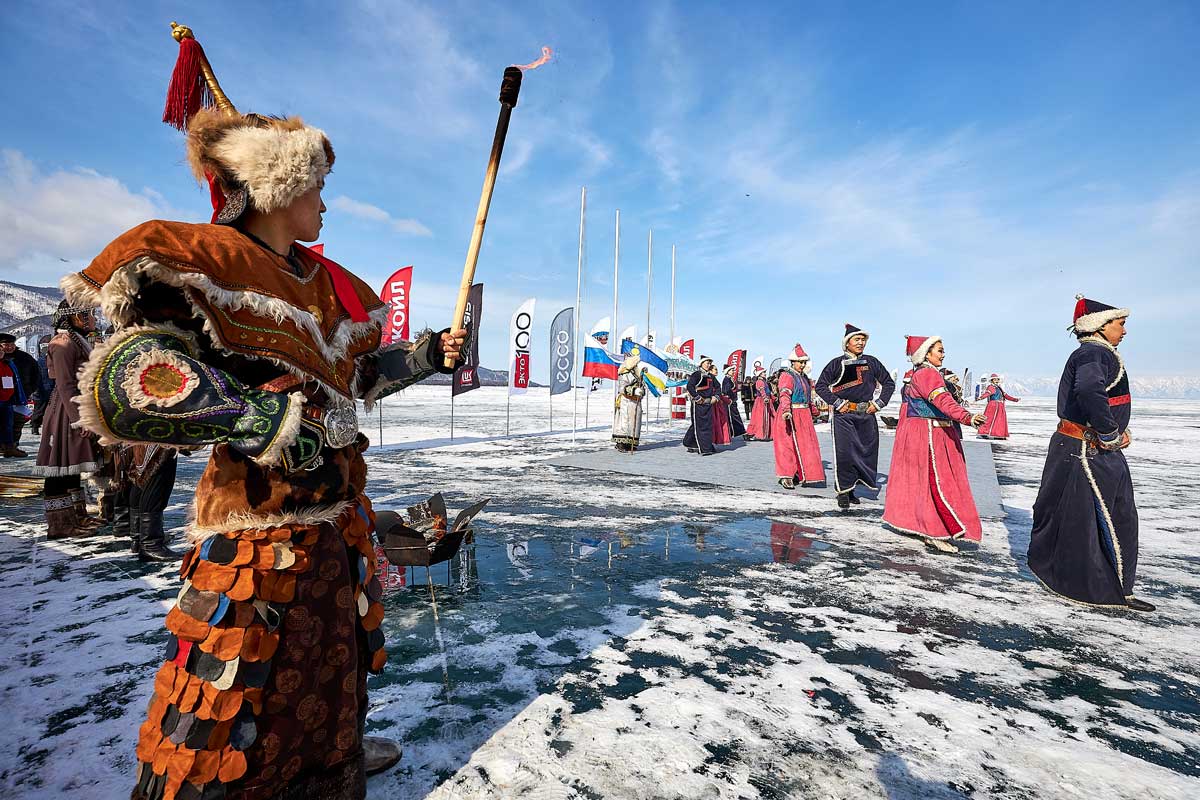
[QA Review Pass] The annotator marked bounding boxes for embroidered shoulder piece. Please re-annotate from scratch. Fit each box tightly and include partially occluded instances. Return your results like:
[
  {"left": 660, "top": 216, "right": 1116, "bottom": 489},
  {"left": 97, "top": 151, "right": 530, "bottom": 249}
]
[{"left": 76, "top": 324, "right": 303, "bottom": 467}]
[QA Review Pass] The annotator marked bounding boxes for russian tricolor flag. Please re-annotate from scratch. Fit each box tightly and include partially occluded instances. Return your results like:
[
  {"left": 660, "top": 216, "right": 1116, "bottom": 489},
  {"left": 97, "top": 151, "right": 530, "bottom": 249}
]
[{"left": 582, "top": 346, "right": 619, "bottom": 380}]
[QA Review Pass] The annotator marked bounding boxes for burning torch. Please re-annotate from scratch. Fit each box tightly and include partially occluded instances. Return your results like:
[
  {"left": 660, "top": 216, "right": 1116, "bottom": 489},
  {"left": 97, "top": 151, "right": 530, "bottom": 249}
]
[{"left": 444, "top": 47, "right": 552, "bottom": 368}]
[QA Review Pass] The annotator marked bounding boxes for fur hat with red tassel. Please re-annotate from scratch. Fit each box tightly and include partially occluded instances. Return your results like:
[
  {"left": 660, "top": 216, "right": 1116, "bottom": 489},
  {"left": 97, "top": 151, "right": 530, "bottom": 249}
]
[
  {"left": 905, "top": 335, "right": 941, "bottom": 365},
  {"left": 1071, "top": 294, "right": 1129, "bottom": 334},
  {"left": 162, "top": 22, "right": 334, "bottom": 225}
]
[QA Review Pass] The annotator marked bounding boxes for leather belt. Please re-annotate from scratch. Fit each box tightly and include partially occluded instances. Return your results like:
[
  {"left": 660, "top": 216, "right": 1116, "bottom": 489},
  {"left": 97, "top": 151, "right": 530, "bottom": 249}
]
[{"left": 1057, "top": 419, "right": 1094, "bottom": 440}]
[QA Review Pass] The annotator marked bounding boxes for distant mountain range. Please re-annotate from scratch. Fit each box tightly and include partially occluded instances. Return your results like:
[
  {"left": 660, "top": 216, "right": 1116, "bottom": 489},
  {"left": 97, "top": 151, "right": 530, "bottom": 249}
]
[
  {"left": 1003, "top": 376, "right": 1200, "bottom": 400},
  {"left": 0, "top": 280, "right": 61, "bottom": 340}
]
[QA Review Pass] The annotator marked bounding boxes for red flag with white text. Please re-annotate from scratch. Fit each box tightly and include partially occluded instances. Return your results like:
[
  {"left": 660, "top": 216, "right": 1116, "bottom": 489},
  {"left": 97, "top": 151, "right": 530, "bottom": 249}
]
[{"left": 380, "top": 266, "right": 413, "bottom": 345}]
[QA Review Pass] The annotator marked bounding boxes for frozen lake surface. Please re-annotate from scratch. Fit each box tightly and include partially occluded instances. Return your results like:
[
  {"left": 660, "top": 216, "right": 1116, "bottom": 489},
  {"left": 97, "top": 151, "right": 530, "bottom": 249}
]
[{"left": 1, "top": 387, "right": 1197, "bottom": 799}]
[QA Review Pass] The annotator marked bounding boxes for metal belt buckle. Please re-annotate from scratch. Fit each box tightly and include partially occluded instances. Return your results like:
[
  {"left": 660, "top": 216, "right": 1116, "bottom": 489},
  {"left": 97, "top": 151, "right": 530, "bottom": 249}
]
[{"left": 322, "top": 404, "right": 360, "bottom": 449}]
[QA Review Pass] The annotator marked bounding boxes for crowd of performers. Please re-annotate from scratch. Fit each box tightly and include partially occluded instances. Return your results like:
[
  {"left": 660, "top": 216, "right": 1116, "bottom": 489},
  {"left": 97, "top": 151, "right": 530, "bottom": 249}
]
[
  {"left": 14, "top": 25, "right": 1152, "bottom": 800},
  {"left": 667, "top": 312, "right": 1149, "bottom": 611}
]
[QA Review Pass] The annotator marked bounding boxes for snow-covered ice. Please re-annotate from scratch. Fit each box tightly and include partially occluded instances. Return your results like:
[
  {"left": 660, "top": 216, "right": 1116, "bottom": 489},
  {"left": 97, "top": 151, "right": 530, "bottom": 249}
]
[{"left": 1, "top": 387, "right": 1197, "bottom": 799}]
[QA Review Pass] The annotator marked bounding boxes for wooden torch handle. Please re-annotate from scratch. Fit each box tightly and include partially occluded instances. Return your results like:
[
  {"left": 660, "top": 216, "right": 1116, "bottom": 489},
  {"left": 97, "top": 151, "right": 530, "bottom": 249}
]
[{"left": 446, "top": 96, "right": 518, "bottom": 368}]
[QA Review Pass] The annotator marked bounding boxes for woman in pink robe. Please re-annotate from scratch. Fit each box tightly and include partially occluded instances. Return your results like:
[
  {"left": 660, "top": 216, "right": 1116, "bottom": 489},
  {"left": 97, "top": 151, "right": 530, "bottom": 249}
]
[
  {"left": 883, "top": 336, "right": 986, "bottom": 552},
  {"left": 746, "top": 366, "right": 774, "bottom": 441},
  {"left": 713, "top": 392, "right": 733, "bottom": 445},
  {"left": 772, "top": 346, "right": 824, "bottom": 489},
  {"left": 977, "top": 374, "right": 1019, "bottom": 439}
]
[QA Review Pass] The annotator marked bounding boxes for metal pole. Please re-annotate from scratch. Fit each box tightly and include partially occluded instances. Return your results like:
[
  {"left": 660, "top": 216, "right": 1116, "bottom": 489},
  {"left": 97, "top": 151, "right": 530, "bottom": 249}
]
[
  {"left": 450, "top": 394, "right": 455, "bottom": 440},
  {"left": 378, "top": 398, "right": 384, "bottom": 446},
  {"left": 612, "top": 210, "right": 620, "bottom": 405},
  {"left": 573, "top": 186, "right": 585, "bottom": 444},
  {"left": 670, "top": 245, "right": 676, "bottom": 346},
  {"left": 645, "top": 229, "right": 653, "bottom": 348}
]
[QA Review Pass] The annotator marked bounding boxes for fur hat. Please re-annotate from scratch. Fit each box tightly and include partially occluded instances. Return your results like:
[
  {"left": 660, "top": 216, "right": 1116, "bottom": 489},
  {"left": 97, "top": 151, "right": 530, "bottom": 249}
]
[
  {"left": 1072, "top": 294, "right": 1129, "bottom": 334},
  {"left": 905, "top": 334, "right": 941, "bottom": 365},
  {"left": 186, "top": 108, "right": 334, "bottom": 223},
  {"left": 843, "top": 323, "right": 868, "bottom": 349},
  {"left": 785, "top": 344, "right": 809, "bottom": 363}
]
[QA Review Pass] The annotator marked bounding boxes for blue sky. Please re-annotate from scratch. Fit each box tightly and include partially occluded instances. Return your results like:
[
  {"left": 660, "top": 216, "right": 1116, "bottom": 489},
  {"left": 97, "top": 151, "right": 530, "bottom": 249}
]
[{"left": 2, "top": 0, "right": 1198, "bottom": 379}]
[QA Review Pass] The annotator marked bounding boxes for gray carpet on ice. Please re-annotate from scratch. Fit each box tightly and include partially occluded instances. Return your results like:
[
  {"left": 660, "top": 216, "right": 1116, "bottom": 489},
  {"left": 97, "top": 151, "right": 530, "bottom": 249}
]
[{"left": 548, "top": 430, "right": 1004, "bottom": 519}]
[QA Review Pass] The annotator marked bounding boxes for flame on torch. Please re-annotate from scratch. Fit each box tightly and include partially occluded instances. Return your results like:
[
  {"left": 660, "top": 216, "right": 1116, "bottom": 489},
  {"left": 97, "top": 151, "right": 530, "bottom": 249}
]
[{"left": 514, "top": 46, "right": 553, "bottom": 71}]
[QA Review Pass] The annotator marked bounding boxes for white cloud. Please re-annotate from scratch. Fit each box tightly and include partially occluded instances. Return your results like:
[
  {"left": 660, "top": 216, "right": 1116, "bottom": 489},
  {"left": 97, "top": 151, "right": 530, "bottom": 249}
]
[
  {"left": 0, "top": 150, "right": 180, "bottom": 281},
  {"left": 330, "top": 194, "right": 433, "bottom": 237}
]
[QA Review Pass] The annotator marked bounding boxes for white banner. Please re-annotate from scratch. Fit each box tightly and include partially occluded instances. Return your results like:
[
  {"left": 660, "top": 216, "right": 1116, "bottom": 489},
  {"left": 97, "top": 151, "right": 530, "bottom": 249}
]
[
  {"left": 619, "top": 325, "right": 637, "bottom": 349},
  {"left": 509, "top": 298, "right": 536, "bottom": 395}
]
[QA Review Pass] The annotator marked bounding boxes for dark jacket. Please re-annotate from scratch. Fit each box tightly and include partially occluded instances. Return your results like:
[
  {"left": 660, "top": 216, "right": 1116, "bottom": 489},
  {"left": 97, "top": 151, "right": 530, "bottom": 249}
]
[{"left": 4, "top": 349, "right": 45, "bottom": 400}]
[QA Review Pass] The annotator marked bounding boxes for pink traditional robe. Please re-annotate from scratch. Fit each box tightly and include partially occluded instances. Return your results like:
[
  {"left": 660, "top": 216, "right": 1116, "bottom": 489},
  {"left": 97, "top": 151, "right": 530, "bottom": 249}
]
[
  {"left": 747, "top": 375, "right": 774, "bottom": 440},
  {"left": 713, "top": 395, "right": 733, "bottom": 445},
  {"left": 978, "top": 384, "right": 1018, "bottom": 439},
  {"left": 883, "top": 366, "right": 982, "bottom": 541},
  {"left": 772, "top": 368, "right": 824, "bottom": 484}
]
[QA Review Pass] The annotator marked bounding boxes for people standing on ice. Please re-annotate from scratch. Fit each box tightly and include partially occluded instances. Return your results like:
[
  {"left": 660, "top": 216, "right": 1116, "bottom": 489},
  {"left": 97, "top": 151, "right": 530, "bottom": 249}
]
[
  {"left": 722, "top": 364, "right": 748, "bottom": 440},
  {"left": 712, "top": 366, "right": 733, "bottom": 447},
  {"left": 683, "top": 356, "right": 720, "bottom": 455},
  {"left": 63, "top": 40, "right": 468, "bottom": 794},
  {"left": 613, "top": 350, "right": 648, "bottom": 452},
  {"left": 1027, "top": 296, "right": 1152, "bottom": 611},
  {"left": 815, "top": 324, "right": 896, "bottom": 511},
  {"left": 773, "top": 345, "right": 824, "bottom": 490},
  {"left": 746, "top": 364, "right": 774, "bottom": 441},
  {"left": 32, "top": 301, "right": 104, "bottom": 538},
  {"left": 883, "top": 336, "right": 986, "bottom": 552},
  {"left": 977, "top": 374, "right": 1019, "bottom": 440}
]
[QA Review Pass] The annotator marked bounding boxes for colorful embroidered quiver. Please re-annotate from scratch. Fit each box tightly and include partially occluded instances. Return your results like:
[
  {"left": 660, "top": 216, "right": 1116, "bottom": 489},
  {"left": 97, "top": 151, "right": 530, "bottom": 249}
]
[{"left": 134, "top": 498, "right": 385, "bottom": 800}]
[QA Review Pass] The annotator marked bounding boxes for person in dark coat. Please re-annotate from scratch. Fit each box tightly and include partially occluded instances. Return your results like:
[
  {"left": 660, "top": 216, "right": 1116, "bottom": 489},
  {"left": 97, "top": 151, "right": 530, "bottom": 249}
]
[
  {"left": 683, "top": 356, "right": 721, "bottom": 455},
  {"left": 31, "top": 338, "right": 53, "bottom": 435},
  {"left": 815, "top": 324, "right": 896, "bottom": 510},
  {"left": 722, "top": 364, "right": 748, "bottom": 440},
  {"left": 1, "top": 333, "right": 48, "bottom": 451},
  {"left": 1027, "top": 296, "right": 1152, "bottom": 612}
]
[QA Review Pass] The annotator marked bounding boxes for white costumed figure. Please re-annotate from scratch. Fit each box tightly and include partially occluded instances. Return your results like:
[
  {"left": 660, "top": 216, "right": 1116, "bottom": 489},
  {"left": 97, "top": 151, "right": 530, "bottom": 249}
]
[{"left": 613, "top": 351, "right": 648, "bottom": 452}]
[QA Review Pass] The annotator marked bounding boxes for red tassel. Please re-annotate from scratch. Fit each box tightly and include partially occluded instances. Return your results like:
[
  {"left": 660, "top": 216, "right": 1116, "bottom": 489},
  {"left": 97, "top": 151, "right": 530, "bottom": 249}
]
[
  {"left": 1073, "top": 297, "right": 1087, "bottom": 323},
  {"left": 205, "top": 173, "right": 226, "bottom": 224},
  {"left": 162, "top": 37, "right": 213, "bottom": 130}
]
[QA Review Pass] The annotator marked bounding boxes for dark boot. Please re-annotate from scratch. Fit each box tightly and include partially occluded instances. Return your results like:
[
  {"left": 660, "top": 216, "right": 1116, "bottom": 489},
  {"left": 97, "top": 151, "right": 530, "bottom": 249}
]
[
  {"left": 1126, "top": 597, "right": 1155, "bottom": 612},
  {"left": 836, "top": 492, "right": 851, "bottom": 511},
  {"left": 100, "top": 492, "right": 115, "bottom": 523},
  {"left": 137, "top": 513, "right": 180, "bottom": 562},
  {"left": 112, "top": 492, "right": 133, "bottom": 550},
  {"left": 363, "top": 736, "right": 402, "bottom": 775},
  {"left": 848, "top": 491, "right": 861, "bottom": 505}
]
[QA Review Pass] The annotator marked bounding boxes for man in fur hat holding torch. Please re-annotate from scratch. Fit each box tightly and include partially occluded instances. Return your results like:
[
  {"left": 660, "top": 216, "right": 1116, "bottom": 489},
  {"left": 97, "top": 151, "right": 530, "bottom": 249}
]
[{"left": 65, "top": 24, "right": 469, "bottom": 800}]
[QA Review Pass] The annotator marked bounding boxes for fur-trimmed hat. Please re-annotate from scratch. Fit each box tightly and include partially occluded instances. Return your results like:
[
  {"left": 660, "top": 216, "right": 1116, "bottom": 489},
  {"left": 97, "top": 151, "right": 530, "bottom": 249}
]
[
  {"left": 699, "top": 355, "right": 714, "bottom": 367},
  {"left": 1072, "top": 294, "right": 1129, "bottom": 334},
  {"left": 186, "top": 108, "right": 334, "bottom": 224},
  {"left": 905, "top": 334, "right": 941, "bottom": 365},
  {"left": 785, "top": 344, "right": 809, "bottom": 363},
  {"left": 843, "top": 323, "right": 869, "bottom": 349}
]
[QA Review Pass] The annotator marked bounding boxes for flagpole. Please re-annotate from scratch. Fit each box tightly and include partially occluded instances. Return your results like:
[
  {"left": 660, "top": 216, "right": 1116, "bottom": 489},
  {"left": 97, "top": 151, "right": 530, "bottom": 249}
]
[
  {"left": 670, "top": 245, "right": 676, "bottom": 349},
  {"left": 573, "top": 186, "right": 585, "bottom": 444},
  {"left": 668, "top": 245, "right": 676, "bottom": 426},
  {"left": 450, "top": 393, "right": 455, "bottom": 440},
  {"left": 645, "top": 228, "right": 653, "bottom": 346},
  {"left": 612, "top": 209, "right": 620, "bottom": 403},
  {"left": 378, "top": 398, "right": 384, "bottom": 446}
]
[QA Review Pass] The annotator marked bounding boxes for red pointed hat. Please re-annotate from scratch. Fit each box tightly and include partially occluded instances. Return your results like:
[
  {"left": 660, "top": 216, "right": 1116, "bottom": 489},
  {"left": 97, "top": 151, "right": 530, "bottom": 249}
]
[
  {"left": 1072, "top": 294, "right": 1129, "bottom": 334},
  {"left": 790, "top": 343, "right": 809, "bottom": 361},
  {"left": 905, "top": 334, "right": 941, "bottom": 364},
  {"left": 843, "top": 323, "right": 869, "bottom": 349}
]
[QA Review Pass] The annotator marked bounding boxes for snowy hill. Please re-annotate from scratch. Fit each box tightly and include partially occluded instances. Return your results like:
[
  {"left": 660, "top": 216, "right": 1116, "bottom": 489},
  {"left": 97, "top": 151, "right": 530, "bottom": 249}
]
[
  {"left": 0, "top": 280, "right": 61, "bottom": 333},
  {"left": 1007, "top": 375, "right": 1200, "bottom": 400}
]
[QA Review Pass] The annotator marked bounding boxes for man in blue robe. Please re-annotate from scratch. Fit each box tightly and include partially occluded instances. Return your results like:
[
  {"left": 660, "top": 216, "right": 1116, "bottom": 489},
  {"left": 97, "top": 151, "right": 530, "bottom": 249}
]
[
  {"left": 815, "top": 324, "right": 895, "bottom": 510},
  {"left": 1027, "top": 296, "right": 1151, "bottom": 611}
]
